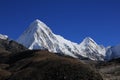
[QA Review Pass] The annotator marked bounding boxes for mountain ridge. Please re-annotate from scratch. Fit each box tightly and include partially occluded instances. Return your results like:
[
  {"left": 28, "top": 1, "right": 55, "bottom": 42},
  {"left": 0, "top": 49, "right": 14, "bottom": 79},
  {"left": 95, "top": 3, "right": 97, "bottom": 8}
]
[
  {"left": 17, "top": 19, "right": 107, "bottom": 61},
  {"left": 1, "top": 19, "right": 120, "bottom": 61}
]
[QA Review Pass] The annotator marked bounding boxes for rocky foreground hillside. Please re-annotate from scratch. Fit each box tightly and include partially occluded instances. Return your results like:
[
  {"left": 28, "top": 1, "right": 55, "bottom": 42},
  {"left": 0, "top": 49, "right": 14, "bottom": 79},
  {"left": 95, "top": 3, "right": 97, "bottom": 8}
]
[
  {"left": 0, "top": 38, "right": 119, "bottom": 80},
  {"left": 96, "top": 58, "right": 120, "bottom": 80},
  {"left": 0, "top": 39, "right": 103, "bottom": 80}
]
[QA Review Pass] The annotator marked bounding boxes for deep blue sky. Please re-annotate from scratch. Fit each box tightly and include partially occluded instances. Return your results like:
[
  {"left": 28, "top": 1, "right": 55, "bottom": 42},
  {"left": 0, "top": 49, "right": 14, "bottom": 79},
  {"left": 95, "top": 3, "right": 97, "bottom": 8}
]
[{"left": 0, "top": 0, "right": 120, "bottom": 46}]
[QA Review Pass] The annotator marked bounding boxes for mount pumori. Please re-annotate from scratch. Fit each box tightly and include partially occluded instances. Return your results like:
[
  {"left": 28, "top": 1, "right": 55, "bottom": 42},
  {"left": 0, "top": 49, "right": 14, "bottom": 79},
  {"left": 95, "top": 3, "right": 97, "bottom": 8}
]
[
  {"left": 0, "top": 19, "right": 119, "bottom": 61},
  {"left": 17, "top": 19, "right": 107, "bottom": 61}
]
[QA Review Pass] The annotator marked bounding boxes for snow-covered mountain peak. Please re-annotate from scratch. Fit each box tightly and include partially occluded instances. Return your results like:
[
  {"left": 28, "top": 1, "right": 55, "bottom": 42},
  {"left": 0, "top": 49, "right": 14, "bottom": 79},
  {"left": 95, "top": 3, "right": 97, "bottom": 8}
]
[
  {"left": 17, "top": 19, "right": 107, "bottom": 61},
  {"left": 30, "top": 19, "right": 51, "bottom": 30},
  {"left": 79, "top": 37, "right": 106, "bottom": 60},
  {"left": 33, "top": 19, "right": 47, "bottom": 26},
  {"left": 0, "top": 34, "right": 8, "bottom": 40},
  {"left": 82, "top": 37, "right": 96, "bottom": 44},
  {"left": 34, "top": 19, "right": 42, "bottom": 23},
  {"left": 80, "top": 37, "right": 98, "bottom": 48},
  {"left": 17, "top": 19, "right": 54, "bottom": 49},
  {"left": 84, "top": 37, "right": 95, "bottom": 42}
]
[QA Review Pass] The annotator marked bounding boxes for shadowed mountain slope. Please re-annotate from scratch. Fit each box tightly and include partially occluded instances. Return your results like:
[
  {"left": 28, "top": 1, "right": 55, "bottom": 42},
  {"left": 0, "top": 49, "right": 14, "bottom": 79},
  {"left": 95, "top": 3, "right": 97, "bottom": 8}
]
[{"left": 7, "top": 50, "right": 103, "bottom": 80}]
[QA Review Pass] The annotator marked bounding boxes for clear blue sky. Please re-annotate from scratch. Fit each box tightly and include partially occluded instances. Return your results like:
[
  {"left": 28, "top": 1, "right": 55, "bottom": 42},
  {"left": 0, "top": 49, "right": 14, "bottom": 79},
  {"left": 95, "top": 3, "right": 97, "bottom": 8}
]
[{"left": 0, "top": 0, "right": 120, "bottom": 46}]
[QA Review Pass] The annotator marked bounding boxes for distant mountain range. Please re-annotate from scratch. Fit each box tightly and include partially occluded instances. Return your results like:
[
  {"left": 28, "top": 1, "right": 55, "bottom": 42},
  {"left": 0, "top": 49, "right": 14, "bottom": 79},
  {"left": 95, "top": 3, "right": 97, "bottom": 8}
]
[{"left": 1, "top": 19, "right": 120, "bottom": 61}]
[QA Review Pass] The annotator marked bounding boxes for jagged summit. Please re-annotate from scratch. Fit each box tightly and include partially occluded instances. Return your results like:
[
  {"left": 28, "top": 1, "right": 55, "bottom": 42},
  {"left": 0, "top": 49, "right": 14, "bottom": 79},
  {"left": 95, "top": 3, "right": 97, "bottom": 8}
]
[
  {"left": 83, "top": 37, "right": 96, "bottom": 43},
  {"left": 35, "top": 19, "right": 41, "bottom": 22},
  {"left": 28, "top": 19, "right": 52, "bottom": 31},
  {"left": 79, "top": 37, "right": 106, "bottom": 60},
  {"left": 30, "top": 19, "right": 40, "bottom": 24},
  {"left": 17, "top": 19, "right": 107, "bottom": 61},
  {"left": 80, "top": 37, "right": 97, "bottom": 46},
  {"left": 32, "top": 19, "right": 45, "bottom": 25}
]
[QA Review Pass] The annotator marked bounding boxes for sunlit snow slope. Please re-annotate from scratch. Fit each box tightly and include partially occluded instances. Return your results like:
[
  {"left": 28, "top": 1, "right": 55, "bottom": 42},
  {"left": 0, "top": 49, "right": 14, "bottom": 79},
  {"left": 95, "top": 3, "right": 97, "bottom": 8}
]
[{"left": 17, "top": 19, "right": 106, "bottom": 61}]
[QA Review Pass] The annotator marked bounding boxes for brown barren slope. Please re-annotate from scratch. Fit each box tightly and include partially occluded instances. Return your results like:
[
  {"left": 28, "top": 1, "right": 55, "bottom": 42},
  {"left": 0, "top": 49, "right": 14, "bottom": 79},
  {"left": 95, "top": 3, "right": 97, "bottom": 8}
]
[{"left": 6, "top": 50, "right": 103, "bottom": 80}]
